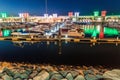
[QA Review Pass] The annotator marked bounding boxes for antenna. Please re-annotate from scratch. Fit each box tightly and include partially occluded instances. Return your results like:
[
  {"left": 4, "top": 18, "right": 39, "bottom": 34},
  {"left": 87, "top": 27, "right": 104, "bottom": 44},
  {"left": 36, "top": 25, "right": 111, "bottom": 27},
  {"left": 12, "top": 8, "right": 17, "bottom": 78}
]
[{"left": 45, "top": 0, "right": 48, "bottom": 14}]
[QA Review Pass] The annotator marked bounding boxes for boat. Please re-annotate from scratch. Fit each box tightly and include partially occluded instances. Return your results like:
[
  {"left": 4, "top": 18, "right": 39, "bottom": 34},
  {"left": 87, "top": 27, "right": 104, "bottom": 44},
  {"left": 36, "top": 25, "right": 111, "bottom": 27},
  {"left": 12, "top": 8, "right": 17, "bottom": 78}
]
[
  {"left": 61, "top": 28, "right": 85, "bottom": 38},
  {"left": 11, "top": 32, "right": 41, "bottom": 38}
]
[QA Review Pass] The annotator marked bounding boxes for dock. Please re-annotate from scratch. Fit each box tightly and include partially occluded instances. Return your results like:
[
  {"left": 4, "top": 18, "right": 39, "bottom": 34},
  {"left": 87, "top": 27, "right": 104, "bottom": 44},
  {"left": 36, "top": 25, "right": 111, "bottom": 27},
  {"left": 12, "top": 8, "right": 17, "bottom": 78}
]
[{"left": 0, "top": 37, "right": 120, "bottom": 43}]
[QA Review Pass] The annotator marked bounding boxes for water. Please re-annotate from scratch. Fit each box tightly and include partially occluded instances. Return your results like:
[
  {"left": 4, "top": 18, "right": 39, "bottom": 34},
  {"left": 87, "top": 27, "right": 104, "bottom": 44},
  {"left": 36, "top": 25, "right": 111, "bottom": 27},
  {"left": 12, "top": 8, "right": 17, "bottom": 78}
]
[
  {"left": 0, "top": 24, "right": 120, "bottom": 67},
  {"left": 0, "top": 41, "right": 120, "bottom": 67}
]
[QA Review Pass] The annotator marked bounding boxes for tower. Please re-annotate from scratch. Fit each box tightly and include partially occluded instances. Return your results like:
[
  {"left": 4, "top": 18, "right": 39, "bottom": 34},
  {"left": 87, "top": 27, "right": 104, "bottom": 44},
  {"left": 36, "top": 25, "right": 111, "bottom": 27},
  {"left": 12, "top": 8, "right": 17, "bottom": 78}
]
[{"left": 45, "top": 0, "right": 48, "bottom": 14}]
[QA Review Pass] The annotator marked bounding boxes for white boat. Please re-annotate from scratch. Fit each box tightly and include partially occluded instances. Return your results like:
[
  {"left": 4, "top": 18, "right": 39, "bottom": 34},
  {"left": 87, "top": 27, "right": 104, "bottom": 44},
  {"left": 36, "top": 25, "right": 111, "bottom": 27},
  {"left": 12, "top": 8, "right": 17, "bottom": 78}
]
[
  {"left": 11, "top": 32, "right": 41, "bottom": 38},
  {"left": 61, "top": 29, "right": 85, "bottom": 38}
]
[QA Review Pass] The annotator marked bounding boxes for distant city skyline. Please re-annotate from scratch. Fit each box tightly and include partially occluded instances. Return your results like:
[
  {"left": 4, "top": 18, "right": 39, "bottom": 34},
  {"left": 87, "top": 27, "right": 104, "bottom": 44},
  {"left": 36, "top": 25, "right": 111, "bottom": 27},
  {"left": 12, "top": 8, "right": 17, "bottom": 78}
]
[{"left": 0, "top": 0, "right": 120, "bottom": 16}]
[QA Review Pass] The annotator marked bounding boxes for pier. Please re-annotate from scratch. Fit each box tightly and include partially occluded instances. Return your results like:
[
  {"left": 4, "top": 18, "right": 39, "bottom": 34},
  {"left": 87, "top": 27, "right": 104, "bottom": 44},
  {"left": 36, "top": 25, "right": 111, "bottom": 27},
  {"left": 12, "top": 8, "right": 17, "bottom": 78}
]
[{"left": 0, "top": 37, "right": 120, "bottom": 43}]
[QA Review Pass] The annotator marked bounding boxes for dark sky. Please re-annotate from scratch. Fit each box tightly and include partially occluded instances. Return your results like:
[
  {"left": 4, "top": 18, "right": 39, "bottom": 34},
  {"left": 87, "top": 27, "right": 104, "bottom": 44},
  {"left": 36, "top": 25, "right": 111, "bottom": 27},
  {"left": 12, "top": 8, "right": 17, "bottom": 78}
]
[{"left": 0, "top": 0, "right": 120, "bottom": 16}]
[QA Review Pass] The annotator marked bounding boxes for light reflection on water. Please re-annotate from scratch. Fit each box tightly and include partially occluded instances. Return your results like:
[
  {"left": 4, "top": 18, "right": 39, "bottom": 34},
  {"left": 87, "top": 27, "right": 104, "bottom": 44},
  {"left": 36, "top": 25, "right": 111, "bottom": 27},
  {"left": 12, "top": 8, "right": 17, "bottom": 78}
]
[
  {"left": 78, "top": 25, "right": 119, "bottom": 38},
  {"left": 0, "top": 24, "right": 120, "bottom": 66},
  {"left": 0, "top": 41, "right": 119, "bottom": 67}
]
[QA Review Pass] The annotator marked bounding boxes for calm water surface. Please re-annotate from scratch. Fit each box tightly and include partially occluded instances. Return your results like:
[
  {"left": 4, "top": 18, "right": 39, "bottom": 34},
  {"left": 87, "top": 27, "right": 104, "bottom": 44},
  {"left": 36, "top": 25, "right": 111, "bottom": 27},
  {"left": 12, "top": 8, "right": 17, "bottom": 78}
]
[
  {"left": 0, "top": 24, "right": 120, "bottom": 67},
  {"left": 0, "top": 41, "right": 120, "bottom": 67}
]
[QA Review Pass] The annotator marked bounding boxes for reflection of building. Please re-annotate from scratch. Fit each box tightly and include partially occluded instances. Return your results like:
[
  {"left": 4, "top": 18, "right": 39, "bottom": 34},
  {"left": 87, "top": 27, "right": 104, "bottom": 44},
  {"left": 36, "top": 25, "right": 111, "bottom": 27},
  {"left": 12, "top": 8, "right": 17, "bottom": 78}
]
[
  {"left": 82, "top": 25, "right": 119, "bottom": 38},
  {"left": 58, "top": 40, "right": 62, "bottom": 54},
  {"left": 12, "top": 41, "right": 39, "bottom": 47}
]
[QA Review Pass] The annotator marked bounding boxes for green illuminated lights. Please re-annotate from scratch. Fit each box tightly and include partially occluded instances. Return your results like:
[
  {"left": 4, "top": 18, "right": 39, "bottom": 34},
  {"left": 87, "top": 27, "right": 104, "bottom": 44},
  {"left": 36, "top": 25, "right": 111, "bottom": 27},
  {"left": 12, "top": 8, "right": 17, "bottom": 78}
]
[
  {"left": 104, "top": 27, "right": 119, "bottom": 36},
  {"left": 94, "top": 11, "right": 99, "bottom": 17},
  {"left": 92, "top": 30, "right": 97, "bottom": 37},
  {"left": 3, "top": 30, "right": 11, "bottom": 37},
  {"left": 0, "top": 13, "right": 7, "bottom": 18},
  {"left": 83, "top": 26, "right": 119, "bottom": 37}
]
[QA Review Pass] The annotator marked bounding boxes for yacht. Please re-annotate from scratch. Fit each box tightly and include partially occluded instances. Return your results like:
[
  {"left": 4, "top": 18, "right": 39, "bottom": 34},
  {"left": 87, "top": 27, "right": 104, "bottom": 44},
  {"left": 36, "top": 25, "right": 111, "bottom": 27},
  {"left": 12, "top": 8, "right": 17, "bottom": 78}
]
[
  {"left": 61, "top": 28, "right": 85, "bottom": 38},
  {"left": 11, "top": 32, "right": 41, "bottom": 38}
]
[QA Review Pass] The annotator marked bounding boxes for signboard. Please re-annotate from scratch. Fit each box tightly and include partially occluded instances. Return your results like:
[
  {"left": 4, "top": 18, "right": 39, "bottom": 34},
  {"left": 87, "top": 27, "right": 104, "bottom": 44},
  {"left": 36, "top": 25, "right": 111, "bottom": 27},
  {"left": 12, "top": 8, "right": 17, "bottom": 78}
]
[
  {"left": 101, "top": 11, "right": 107, "bottom": 17},
  {"left": 94, "top": 11, "right": 99, "bottom": 16},
  {"left": 53, "top": 14, "right": 58, "bottom": 18},
  {"left": 0, "top": 13, "right": 7, "bottom": 18},
  {"left": 19, "top": 13, "right": 23, "bottom": 17},
  {"left": 19, "top": 13, "right": 29, "bottom": 18},
  {"left": 44, "top": 14, "right": 49, "bottom": 18},
  {"left": 23, "top": 13, "right": 29, "bottom": 18},
  {"left": 74, "top": 12, "right": 79, "bottom": 17},
  {"left": 68, "top": 12, "right": 73, "bottom": 17}
]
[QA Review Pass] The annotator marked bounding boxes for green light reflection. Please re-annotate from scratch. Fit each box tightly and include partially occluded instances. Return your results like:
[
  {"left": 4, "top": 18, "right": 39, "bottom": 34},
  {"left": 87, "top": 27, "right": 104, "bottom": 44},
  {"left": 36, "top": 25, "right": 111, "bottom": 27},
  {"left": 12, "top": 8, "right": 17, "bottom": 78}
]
[
  {"left": 3, "top": 30, "right": 11, "bottom": 37},
  {"left": 83, "top": 25, "right": 119, "bottom": 37}
]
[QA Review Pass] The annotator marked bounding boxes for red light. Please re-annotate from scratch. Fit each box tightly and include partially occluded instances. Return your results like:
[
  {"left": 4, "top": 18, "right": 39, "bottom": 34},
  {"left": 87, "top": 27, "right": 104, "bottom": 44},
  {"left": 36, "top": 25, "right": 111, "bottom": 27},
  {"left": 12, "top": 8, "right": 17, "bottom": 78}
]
[
  {"left": 101, "top": 11, "right": 107, "bottom": 17},
  {"left": 23, "top": 13, "right": 29, "bottom": 18},
  {"left": 0, "top": 31, "right": 3, "bottom": 37},
  {"left": 99, "top": 32, "right": 104, "bottom": 38},
  {"left": 68, "top": 12, "right": 73, "bottom": 17}
]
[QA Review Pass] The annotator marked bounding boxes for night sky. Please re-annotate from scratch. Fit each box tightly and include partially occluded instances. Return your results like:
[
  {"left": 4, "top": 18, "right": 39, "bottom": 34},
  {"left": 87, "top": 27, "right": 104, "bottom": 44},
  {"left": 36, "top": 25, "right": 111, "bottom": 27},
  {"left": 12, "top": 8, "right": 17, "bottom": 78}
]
[{"left": 0, "top": 0, "right": 120, "bottom": 16}]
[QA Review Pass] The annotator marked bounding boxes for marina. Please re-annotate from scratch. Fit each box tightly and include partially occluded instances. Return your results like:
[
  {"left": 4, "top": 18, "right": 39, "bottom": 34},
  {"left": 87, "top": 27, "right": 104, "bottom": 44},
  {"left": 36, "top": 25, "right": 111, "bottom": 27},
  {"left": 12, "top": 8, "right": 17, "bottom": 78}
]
[
  {"left": 0, "top": 0, "right": 120, "bottom": 79},
  {"left": 0, "top": 41, "right": 120, "bottom": 66}
]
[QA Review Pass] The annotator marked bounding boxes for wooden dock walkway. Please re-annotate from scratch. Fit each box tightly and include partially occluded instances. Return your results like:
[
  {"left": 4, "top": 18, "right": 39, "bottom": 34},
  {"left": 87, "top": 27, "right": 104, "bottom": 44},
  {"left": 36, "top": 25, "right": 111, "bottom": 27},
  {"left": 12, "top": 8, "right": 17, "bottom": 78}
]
[{"left": 0, "top": 37, "right": 120, "bottom": 43}]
